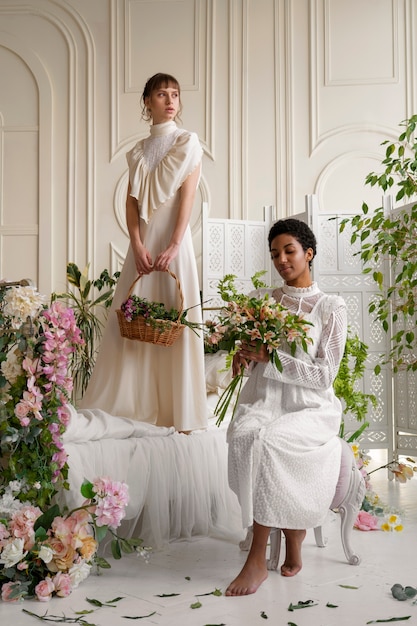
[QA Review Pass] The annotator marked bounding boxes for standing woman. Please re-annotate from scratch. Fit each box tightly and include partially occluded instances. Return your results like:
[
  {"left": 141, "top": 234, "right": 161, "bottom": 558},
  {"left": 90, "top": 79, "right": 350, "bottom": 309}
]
[
  {"left": 225, "top": 218, "right": 347, "bottom": 595},
  {"left": 81, "top": 73, "right": 207, "bottom": 432}
]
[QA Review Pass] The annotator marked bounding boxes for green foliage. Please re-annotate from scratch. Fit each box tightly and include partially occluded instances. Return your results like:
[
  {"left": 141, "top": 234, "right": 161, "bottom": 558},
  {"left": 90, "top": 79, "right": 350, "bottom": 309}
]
[
  {"left": 334, "top": 329, "right": 377, "bottom": 441},
  {"left": 53, "top": 263, "right": 120, "bottom": 402},
  {"left": 339, "top": 115, "right": 417, "bottom": 374}
]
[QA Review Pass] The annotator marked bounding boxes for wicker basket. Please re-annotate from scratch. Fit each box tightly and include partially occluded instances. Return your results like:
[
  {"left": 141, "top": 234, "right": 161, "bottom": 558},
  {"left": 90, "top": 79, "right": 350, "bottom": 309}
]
[{"left": 116, "top": 270, "right": 185, "bottom": 347}]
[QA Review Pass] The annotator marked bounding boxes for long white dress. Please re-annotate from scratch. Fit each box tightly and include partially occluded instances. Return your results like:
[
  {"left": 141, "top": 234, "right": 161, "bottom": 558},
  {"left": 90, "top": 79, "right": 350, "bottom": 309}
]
[
  {"left": 227, "top": 282, "right": 347, "bottom": 530},
  {"left": 80, "top": 121, "right": 208, "bottom": 432}
]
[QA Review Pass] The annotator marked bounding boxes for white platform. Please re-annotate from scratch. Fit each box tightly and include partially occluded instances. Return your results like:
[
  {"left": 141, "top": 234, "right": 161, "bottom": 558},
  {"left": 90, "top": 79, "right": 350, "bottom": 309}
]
[{"left": 1, "top": 456, "right": 415, "bottom": 625}]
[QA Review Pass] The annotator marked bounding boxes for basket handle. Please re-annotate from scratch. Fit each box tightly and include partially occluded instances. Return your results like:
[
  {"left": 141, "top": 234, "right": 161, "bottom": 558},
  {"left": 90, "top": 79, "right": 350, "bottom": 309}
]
[{"left": 125, "top": 269, "right": 184, "bottom": 322}]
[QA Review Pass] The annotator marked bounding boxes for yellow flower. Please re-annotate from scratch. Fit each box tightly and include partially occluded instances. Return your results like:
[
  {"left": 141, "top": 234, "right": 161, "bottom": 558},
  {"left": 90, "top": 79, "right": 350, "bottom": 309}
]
[{"left": 381, "top": 514, "right": 403, "bottom": 532}]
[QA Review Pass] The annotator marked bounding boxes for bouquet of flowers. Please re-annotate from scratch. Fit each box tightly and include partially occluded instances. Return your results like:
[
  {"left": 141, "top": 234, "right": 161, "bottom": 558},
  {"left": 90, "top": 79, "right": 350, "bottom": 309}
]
[
  {"left": 0, "top": 477, "right": 150, "bottom": 602},
  {"left": 0, "top": 284, "right": 84, "bottom": 508},
  {"left": 204, "top": 273, "right": 313, "bottom": 426}
]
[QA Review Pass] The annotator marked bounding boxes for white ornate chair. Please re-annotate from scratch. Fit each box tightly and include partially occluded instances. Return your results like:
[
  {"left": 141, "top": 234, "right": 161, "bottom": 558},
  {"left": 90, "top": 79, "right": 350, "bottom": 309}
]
[{"left": 239, "top": 437, "right": 366, "bottom": 569}]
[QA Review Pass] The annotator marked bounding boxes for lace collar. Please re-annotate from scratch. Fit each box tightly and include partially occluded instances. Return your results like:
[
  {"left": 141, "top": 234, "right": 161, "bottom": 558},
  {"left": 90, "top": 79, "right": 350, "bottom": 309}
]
[{"left": 281, "top": 282, "right": 321, "bottom": 298}]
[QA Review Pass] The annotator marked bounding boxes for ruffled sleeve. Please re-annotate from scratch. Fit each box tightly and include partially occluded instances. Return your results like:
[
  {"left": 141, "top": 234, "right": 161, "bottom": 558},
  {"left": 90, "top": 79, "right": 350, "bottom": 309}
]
[{"left": 126, "top": 130, "right": 203, "bottom": 223}]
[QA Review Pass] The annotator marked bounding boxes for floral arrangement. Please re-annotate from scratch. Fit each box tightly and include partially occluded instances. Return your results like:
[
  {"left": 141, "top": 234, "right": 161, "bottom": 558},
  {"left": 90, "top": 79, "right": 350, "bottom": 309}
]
[
  {"left": 0, "top": 477, "right": 150, "bottom": 602},
  {"left": 0, "top": 284, "right": 149, "bottom": 602},
  {"left": 204, "top": 273, "right": 313, "bottom": 425},
  {"left": 351, "top": 443, "right": 416, "bottom": 532},
  {"left": 120, "top": 293, "right": 201, "bottom": 335},
  {"left": 0, "top": 285, "right": 84, "bottom": 508},
  {"left": 121, "top": 294, "right": 184, "bottom": 329}
]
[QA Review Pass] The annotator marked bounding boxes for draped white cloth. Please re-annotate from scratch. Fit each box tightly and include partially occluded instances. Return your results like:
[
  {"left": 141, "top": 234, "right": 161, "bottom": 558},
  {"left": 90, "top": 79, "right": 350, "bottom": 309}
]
[
  {"left": 60, "top": 403, "right": 244, "bottom": 550},
  {"left": 227, "top": 283, "right": 348, "bottom": 530}
]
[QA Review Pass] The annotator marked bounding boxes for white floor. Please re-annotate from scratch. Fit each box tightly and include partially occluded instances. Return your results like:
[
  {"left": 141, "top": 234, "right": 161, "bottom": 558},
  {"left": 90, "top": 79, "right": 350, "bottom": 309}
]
[{"left": 1, "top": 454, "right": 417, "bottom": 626}]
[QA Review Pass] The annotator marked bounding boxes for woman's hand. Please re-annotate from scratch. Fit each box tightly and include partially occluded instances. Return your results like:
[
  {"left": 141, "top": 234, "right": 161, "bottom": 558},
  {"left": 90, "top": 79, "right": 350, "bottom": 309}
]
[
  {"left": 153, "top": 242, "right": 180, "bottom": 272},
  {"left": 232, "top": 342, "right": 269, "bottom": 376},
  {"left": 133, "top": 245, "right": 153, "bottom": 275}
]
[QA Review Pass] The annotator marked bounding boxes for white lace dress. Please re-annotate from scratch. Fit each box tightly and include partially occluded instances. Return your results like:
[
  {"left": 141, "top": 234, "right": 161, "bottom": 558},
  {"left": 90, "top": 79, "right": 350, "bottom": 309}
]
[
  {"left": 227, "top": 282, "right": 347, "bottom": 530},
  {"left": 80, "top": 121, "right": 207, "bottom": 432}
]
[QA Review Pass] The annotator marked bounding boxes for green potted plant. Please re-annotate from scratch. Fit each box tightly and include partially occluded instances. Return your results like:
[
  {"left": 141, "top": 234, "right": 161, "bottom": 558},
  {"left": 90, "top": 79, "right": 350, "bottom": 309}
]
[
  {"left": 53, "top": 263, "right": 120, "bottom": 403},
  {"left": 340, "top": 114, "right": 417, "bottom": 374}
]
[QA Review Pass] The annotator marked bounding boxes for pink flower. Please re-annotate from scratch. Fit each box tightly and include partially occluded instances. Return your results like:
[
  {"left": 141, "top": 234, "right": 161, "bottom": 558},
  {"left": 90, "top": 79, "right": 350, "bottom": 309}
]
[
  {"left": 354, "top": 510, "right": 379, "bottom": 531},
  {"left": 10, "top": 505, "right": 43, "bottom": 550},
  {"left": 1, "top": 581, "right": 25, "bottom": 602},
  {"left": 35, "top": 577, "right": 55, "bottom": 602},
  {"left": 0, "top": 522, "right": 10, "bottom": 542},
  {"left": 53, "top": 572, "right": 72, "bottom": 597},
  {"left": 50, "top": 516, "right": 77, "bottom": 547},
  {"left": 92, "top": 478, "right": 129, "bottom": 529}
]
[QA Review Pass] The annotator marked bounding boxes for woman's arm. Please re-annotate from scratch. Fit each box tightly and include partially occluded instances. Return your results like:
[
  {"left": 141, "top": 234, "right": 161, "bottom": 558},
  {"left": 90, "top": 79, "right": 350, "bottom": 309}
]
[
  {"left": 262, "top": 303, "right": 348, "bottom": 390},
  {"left": 153, "top": 164, "right": 201, "bottom": 271},
  {"left": 126, "top": 182, "right": 153, "bottom": 274}
]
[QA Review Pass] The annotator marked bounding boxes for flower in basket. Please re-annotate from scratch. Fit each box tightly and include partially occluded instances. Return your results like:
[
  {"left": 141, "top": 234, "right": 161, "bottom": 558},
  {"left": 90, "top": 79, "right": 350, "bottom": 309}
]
[
  {"left": 204, "top": 272, "right": 313, "bottom": 426},
  {"left": 0, "top": 477, "right": 151, "bottom": 602},
  {"left": 119, "top": 280, "right": 202, "bottom": 340},
  {"left": 121, "top": 294, "right": 185, "bottom": 331},
  {"left": 0, "top": 285, "right": 84, "bottom": 509}
]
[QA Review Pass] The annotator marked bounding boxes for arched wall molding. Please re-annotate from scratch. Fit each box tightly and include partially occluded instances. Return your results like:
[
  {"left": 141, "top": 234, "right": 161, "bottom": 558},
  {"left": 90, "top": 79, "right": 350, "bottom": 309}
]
[
  {"left": 313, "top": 150, "right": 386, "bottom": 211},
  {"left": 110, "top": 0, "right": 215, "bottom": 162},
  {"left": 0, "top": 31, "right": 52, "bottom": 291},
  {"left": 310, "top": 123, "right": 404, "bottom": 156},
  {"left": 309, "top": 0, "right": 402, "bottom": 154},
  {"left": 0, "top": 1, "right": 96, "bottom": 287}
]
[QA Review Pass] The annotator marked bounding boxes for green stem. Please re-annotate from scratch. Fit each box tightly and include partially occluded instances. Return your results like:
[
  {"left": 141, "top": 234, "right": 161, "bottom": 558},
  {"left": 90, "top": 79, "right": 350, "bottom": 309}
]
[{"left": 214, "top": 369, "right": 244, "bottom": 427}]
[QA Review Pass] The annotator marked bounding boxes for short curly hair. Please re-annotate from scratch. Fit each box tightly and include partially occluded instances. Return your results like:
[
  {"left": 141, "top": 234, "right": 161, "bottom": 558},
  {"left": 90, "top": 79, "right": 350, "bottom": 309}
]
[{"left": 268, "top": 218, "right": 317, "bottom": 265}]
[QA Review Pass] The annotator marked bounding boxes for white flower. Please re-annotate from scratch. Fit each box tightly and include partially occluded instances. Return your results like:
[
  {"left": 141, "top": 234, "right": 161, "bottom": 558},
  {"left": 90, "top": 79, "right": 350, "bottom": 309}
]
[
  {"left": 0, "top": 538, "right": 27, "bottom": 567},
  {"left": 7, "top": 480, "right": 23, "bottom": 493},
  {"left": 68, "top": 561, "right": 91, "bottom": 588},
  {"left": 0, "top": 348, "right": 23, "bottom": 384},
  {"left": 0, "top": 492, "right": 25, "bottom": 519},
  {"left": 3, "top": 286, "right": 46, "bottom": 329},
  {"left": 38, "top": 546, "right": 54, "bottom": 564}
]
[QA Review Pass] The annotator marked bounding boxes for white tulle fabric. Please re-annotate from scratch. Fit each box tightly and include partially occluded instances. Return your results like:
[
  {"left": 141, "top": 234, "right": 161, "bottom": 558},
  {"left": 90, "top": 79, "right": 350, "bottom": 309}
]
[
  {"left": 60, "top": 405, "right": 244, "bottom": 550},
  {"left": 227, "top": 282, "right": 348, "bottom": 530}
]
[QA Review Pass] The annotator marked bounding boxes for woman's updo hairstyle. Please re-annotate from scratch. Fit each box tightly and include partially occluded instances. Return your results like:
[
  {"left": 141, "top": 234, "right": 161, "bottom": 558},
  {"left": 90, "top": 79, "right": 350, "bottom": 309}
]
[
  {"left": 141, "top": 72, "right": 183, "bottom": 123},
  {"left": 268, "top": 218, "right": 317, "bottom": 267}
]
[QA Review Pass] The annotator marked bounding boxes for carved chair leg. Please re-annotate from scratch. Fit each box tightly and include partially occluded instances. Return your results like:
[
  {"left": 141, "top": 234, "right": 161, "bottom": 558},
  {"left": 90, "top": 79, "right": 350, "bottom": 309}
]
[
  {"left": 313, "top": 525, "right": 327, "bottom": 548},
  {"left": 239, "top": 527, "right": 253, "bottom": 551},
  {"left": 266, "top": 528, "right": 282, "bottom": 571},
  {"left": 338, "top": 464, "right": 366, "bottom": 565}
]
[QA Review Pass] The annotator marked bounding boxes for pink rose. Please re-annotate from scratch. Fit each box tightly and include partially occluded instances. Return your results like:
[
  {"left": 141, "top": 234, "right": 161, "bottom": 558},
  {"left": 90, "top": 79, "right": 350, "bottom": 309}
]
[
  {"left": 10, "top": 505, "right": 43, "bottom": 550},
  {"left": 35, "top": 577, "right": 55, "bottom": 602},
  {"left": 53, "top": 572, "right": 72, "bottom": 597},
  {"left": 354, "top": 510, "right": 379, "bottom": 531},
  {"left": 1, "top": 581, "right": 25, "bottom": 602}
]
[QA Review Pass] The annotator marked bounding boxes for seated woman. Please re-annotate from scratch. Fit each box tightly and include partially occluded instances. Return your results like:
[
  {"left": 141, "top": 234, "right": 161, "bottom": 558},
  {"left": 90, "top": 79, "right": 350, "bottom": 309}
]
[{"left": 225, "top": 218, "right": 347, "bottom": 596}]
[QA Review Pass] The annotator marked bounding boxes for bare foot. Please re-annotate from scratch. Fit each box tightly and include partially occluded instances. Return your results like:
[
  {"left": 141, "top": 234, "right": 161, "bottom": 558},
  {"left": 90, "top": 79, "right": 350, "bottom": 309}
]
[
  {"left": 280, "top": 529, "right": 306, "bottom": 577},
  {"left": 225, "top": 559, "right": 268, "bottom": 596}
]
